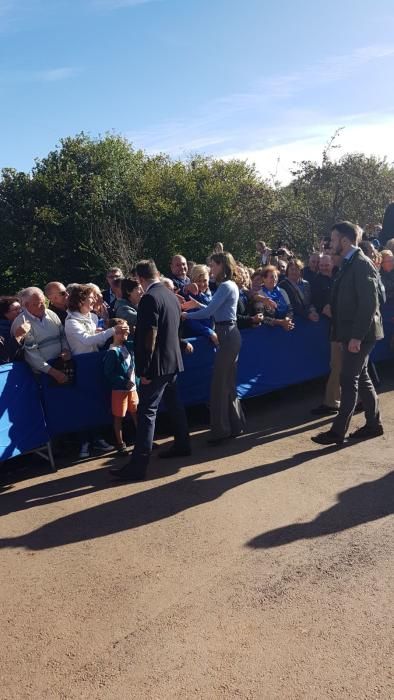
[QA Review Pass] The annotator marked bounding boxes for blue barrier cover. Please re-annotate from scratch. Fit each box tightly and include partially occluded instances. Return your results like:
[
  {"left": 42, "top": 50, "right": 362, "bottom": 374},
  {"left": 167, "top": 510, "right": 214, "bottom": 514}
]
[
  {"left": 0, "top": 362, "right": 50, "bottom": 461},
  {"left": 179, "top": 317, "right": 332, "bottom": 405},
  {"left": 40, "top": 353, "right": 112, "bottom": 438},
  {"left": 0, "top": 312, "right": 393, "bottom": 454}
]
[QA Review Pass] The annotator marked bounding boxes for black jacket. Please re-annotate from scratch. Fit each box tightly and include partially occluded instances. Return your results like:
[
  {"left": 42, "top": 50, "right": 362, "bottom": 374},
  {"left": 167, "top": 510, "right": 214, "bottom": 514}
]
[
  {"left": 311, "top": 274, "right": 335, "bottom": 314},
  {"left": 134, "top": 282, "right": 184, "bottom": 379}
]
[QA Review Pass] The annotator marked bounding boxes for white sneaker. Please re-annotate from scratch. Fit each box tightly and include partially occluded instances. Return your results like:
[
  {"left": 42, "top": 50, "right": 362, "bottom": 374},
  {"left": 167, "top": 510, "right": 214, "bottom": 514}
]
[
  {"left": 78, "top": 442, "right": 90, "bottom": 459},
  {"left": 93, "top": 439, "right": 114, "bottom": 453}
]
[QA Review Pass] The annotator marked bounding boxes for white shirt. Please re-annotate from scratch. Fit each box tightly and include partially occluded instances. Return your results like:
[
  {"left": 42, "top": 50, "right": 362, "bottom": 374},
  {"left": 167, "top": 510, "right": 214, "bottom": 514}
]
[{"left": 65, "top": 311, "right": 114, "bottom": 355}]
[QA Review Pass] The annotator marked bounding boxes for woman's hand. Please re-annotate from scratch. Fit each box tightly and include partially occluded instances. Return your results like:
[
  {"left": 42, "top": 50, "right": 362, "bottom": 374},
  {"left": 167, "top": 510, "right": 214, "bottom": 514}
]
[
  {"left": 183, "top": 282, "right": 199, "bottom": 296},
  {"left": 181, "top": 312, "right": 188, "bottom": 321},
  {"left": 254, "top": 294, "right": 277, "bottom": 311},
  {"left": 281, "top": 317, "right": 295, "bottom": 332},
  {"left": 181, "top": 299, "right": 202, "bottom": 311}
]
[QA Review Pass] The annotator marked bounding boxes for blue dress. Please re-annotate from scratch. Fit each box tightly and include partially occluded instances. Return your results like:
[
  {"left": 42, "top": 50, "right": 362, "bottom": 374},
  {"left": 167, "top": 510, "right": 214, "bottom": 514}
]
[
  {"left": 182, "top": 289, "right": 215, "bottom": 339},
  {"left": 261, "top": 285, "right": 291, "bottom": 320}
]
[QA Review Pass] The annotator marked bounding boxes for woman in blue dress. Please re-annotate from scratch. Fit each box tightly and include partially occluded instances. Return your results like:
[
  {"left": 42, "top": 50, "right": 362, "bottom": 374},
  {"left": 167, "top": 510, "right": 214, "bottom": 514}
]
[{"left": 260, "top": 266, "right": 295, "bottom": 331}]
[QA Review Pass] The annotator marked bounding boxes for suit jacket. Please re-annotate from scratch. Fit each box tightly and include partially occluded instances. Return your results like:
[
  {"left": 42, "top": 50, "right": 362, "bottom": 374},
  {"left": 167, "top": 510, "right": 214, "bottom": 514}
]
[
  {"left": 134, "top": 282, "right": 184, "bottom": 379},
  {"left": 331, "top": 248, "right": 384, "bottom": 343},
  {"left": 278, "top": 278, "right": 312, "bottom": 318},
  {"left": 311, "top": 274, "right": 334, "bottom": 314}
]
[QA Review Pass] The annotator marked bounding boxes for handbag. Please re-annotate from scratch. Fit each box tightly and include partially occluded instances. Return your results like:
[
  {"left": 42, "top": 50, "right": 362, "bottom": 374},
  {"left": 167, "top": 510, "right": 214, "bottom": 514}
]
[{"left": 49, "top": 356, "right": 76, "bottom": 386}]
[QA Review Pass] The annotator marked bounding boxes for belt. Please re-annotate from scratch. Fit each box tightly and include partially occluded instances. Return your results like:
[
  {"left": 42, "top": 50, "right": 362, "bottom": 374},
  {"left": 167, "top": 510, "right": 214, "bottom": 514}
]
[{"left": 215, "top": 320, "right": 236, "bottom": 326}]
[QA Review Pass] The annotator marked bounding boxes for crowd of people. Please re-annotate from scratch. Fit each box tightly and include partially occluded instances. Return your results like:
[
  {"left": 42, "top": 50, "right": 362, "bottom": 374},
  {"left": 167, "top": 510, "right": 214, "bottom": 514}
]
[{"left": 0, "top": 221, "right": 393, "bottom": 477}]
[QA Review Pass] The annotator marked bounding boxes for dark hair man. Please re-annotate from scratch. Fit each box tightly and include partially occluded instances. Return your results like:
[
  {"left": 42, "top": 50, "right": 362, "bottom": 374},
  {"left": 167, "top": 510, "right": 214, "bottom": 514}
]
[
  {"left": 110, "top": 259, "right": 190, "bottom": 481},
  {"left": 103, "top": 267, "right": 123, "bottom": 315},
  {"left": 312, "top": 221, "right": 384, "bottom": 445}
]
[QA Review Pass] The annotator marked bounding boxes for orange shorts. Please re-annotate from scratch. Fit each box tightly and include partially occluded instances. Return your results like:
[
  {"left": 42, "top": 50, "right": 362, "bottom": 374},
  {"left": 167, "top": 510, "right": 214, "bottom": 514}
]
[{"left": 111, "top": 389, "right": 139, "bottom": 418}]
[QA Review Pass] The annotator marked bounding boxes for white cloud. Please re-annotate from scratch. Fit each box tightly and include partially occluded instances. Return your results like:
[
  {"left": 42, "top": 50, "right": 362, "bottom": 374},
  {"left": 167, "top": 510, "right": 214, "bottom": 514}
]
[
  {"left": 128, "top": 44, "right": 394, "bottom": 159},
  {"left": 0, "top": 66, "right": 80, "bottom": 84},
  {"left": 224, "top": 116, "right": 394, "bottom": 184},
  {"left": 92, "top": 0, "right": 157, "bottom": 9},
  {"left": 38, "top": 67, "right": 79, "bottom": 82}
]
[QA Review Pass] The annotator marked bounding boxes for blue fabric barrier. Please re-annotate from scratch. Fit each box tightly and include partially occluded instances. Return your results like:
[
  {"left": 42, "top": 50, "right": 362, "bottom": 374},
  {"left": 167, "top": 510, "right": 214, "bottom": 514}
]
[
  {"left": 0, "top": 362, "right": 50, "bottom": 461},
  {"left": 179, "top": 317, "right": 332, "bottom": 405},
  {"left": 40, "top": 353, "right": 112, "bottom": 438},
  {"left": 1, "top": 312, "right": 393, "bottom": 457}
]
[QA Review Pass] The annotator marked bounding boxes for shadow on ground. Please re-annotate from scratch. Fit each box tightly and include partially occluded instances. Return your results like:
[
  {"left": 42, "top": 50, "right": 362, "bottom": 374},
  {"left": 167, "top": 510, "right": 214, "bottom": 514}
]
[
  {"left": 246, "top": 470, "right": 394, "bottom": 549},
  {"left": 0, "top": 444, "right": 350, "bottom": 550}
]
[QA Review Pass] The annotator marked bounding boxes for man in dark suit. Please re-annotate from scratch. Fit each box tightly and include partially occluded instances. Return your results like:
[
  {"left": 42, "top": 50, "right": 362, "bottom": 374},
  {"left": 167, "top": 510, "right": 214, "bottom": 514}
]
[
  {"left": 110, "top": 260, "right": 191, "bottom": 481},
  {"left": 312, "top": 221, "right": 384, "bottom": 446}
]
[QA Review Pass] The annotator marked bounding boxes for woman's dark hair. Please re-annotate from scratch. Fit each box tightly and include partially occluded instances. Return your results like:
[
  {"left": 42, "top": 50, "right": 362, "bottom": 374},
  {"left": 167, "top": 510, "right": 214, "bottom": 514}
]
[
  {"left": 67, "top": 284, "right": 93, "bottom": 312},
  {"left": 210, "top": 252, "right": 237, "bottom": 283},
  {"left": 121, "top": 278, "right": 139, "bottom": 300},
  {"left": 0, "top": 296, "right": 19, "bottom": 319}
]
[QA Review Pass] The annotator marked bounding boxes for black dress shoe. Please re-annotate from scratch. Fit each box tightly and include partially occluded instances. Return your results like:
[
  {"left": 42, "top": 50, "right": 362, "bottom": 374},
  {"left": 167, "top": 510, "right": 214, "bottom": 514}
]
[
  {"left": 349, "top": 424, "right": 384, "bottom": 440},
  {"left": 310, "top": 404, "right": 339, "bottom": 416},
  {"left": 207, "top": 435, "right": 232, "bottom": 446},
  {"left": 109, "top": 464, "right": 146, "bottom": 481},
  {"left": 311, "top": 430, "right": 346, "bottom": 446},
  {"left": 158, "top": 446, "right": 192, "bottom": 459}
]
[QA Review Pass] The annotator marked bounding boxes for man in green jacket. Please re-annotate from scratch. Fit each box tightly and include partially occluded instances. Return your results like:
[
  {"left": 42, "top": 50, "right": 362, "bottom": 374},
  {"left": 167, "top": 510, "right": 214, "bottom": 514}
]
[{"left": 312, "top": 221, "right": 384, "bottom": 446}]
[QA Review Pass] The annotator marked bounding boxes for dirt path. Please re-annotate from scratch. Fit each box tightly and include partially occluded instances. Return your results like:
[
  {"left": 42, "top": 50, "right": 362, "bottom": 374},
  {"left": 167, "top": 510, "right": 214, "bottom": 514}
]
[{"left": 1, "top": 374, "right": 393, "bottom": 699}]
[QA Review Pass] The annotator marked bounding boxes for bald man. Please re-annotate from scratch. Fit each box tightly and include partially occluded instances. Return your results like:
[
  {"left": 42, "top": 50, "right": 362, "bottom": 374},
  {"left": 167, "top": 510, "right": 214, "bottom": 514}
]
[
  {"left": 168, "top": 254, "right": 191, "bottom": 294},
  {"left": 45, "top": 281, "right": 69, "bottom": 325}
]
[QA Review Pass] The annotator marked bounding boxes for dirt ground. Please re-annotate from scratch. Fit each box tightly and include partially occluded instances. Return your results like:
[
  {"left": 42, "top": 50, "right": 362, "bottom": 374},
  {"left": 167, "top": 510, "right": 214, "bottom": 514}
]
[{"left": 1, "top": 370, "right": 393, "bottom": 700}]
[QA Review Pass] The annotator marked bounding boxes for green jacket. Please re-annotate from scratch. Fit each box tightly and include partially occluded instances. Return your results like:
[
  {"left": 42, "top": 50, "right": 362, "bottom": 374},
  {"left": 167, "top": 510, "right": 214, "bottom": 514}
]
[{"left": 331, "top": 248, "right": 384, "bottom": 343}]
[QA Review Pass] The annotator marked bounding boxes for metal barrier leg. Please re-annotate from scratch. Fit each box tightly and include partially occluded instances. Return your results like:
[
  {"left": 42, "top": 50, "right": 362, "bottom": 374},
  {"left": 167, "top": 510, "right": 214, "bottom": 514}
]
[{"left": 46, "top": 441, "right": 56, "bottom": 472}]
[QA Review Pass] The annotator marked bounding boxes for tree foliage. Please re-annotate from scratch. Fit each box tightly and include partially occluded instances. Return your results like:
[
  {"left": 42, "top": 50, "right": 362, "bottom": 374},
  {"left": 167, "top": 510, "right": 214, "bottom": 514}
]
[{"left": 1, "top": 132, "right": 393, "bottom": 292}]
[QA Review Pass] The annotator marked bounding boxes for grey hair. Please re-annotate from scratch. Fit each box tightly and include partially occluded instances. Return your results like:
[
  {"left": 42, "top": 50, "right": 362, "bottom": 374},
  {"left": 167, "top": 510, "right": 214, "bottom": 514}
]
[
  {"left": 19, "top": 287, "right": 44, "bottom": 305},
  {"left": 160, "top": 277, "right": 175, "bottom": 291}
]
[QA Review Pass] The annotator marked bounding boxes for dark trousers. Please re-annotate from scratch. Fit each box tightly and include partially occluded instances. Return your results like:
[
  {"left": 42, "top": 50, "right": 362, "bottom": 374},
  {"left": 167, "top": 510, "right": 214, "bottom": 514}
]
[
  {"left": 332, "top": 341, "right": 380, "bottom": 437},
  {"left": 129, "top": 373, "right": 190, "bottom": 469}
]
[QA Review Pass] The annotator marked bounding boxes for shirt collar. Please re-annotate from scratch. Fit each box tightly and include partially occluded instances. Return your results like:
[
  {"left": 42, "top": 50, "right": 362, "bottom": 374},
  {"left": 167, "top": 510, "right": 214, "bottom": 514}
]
[
  {"left": 145, "top": 280, "right": 161, "bottom": 293},
  {"left": 344, "top": 245, "right": 358, "bottom": 261},
  {"left": 23, "top": 308, "right": 46, "bottom": 323}
]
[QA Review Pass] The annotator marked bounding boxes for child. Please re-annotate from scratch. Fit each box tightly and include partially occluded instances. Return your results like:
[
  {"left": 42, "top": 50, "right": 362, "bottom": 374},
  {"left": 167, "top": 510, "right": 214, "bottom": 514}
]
[
  {"left": 181, "top": 264, "right": 219, "bottom": 346},
  {"left": 103, "top": 319, "right": 138, "bottom": 454}
]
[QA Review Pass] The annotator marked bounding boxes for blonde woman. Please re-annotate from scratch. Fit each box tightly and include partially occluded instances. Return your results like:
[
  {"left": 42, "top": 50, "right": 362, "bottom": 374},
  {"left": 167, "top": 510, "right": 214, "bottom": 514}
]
[{"left": 181, "top": 264, "right": 218, "bottom": 346}]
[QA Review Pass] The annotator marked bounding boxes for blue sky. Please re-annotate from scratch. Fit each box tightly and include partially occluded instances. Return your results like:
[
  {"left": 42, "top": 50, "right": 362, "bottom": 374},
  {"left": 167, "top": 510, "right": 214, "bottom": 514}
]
[{"left": 1, "top": 0, "right": 394, "bottom": 181}]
